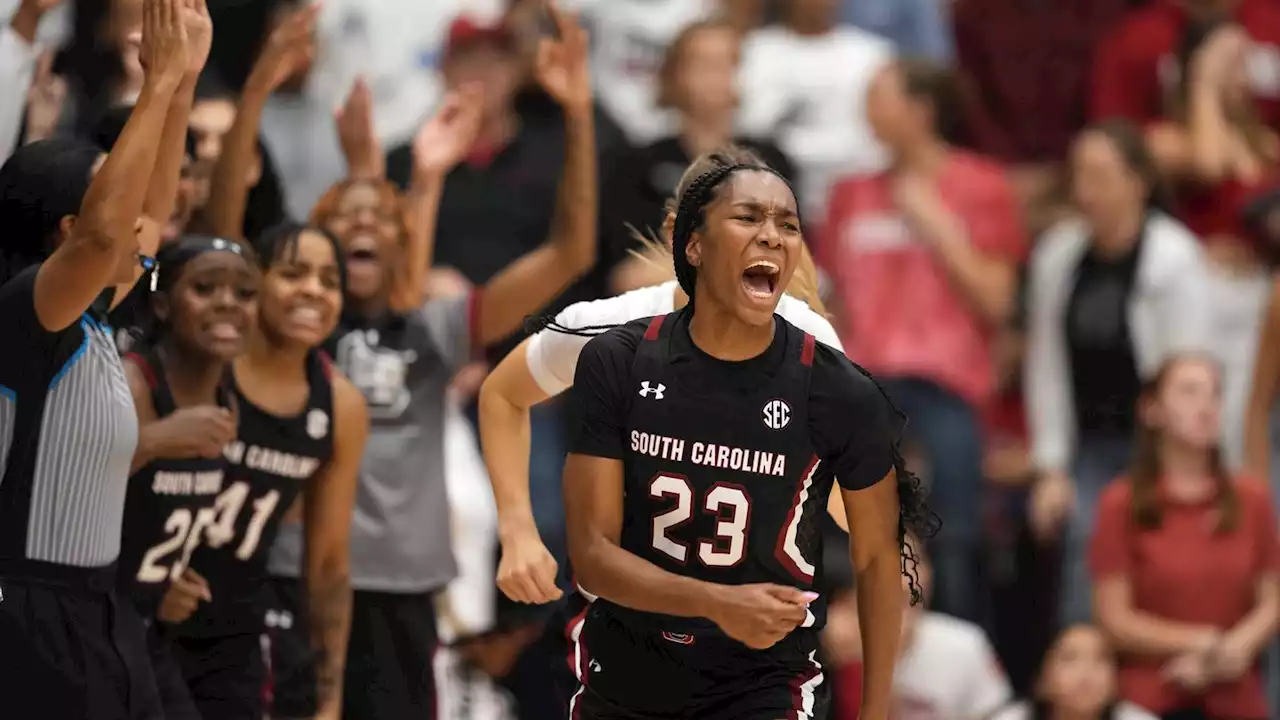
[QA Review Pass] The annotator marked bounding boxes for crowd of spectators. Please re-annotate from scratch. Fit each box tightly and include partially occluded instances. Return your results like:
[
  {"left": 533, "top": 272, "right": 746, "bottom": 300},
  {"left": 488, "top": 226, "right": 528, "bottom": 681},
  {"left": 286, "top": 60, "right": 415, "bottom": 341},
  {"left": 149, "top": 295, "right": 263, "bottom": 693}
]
[{"left": 3, "top": 0, "right": 1280, "bottom": 717}]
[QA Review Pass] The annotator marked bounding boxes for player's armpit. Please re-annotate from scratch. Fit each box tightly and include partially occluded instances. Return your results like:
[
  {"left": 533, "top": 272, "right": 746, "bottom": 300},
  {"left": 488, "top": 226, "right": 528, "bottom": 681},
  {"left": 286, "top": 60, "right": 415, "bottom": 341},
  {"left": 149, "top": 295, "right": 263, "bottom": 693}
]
[
  {"left": 564, "top": 452, "right": 720, "bottom": 619},
  {"left": 842, "top": 472, "right": 902, "bottom": 720}
]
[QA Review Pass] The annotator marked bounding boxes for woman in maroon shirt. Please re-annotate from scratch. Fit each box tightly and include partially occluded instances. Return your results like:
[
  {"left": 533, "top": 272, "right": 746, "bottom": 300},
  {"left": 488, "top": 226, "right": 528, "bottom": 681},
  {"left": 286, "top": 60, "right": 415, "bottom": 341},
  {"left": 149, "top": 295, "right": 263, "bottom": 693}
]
[{"left": 1090, "top": 354, "right": 1279, "bottom": 720}]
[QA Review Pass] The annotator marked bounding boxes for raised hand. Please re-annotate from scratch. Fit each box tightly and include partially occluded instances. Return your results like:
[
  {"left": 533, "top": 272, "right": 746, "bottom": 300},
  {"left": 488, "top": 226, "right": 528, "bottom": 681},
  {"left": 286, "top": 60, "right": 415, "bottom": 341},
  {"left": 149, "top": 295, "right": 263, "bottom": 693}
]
[
  {"left": 412, "top": 83, "right": 483, "bottom": 179},
  {"left": 181, "top": 0, "right": 213, "bottom": 78},
  {"left": 139, "top": 0, "right": 190, "bottom": 88},
  {"left": 533, "top": 0, "right": 591, "bottom": 114},
  {"left": 335, "top": 77, "right": 384, "bottom": 180},
  {"left": 24, "top": 50, "right": 67, "bottom": 144},
  {"left": 247, "top": 3, "right": 318, "bottom": 94},
  {"left": 707, "top": 583, "right": 813, "bottom": 649}
]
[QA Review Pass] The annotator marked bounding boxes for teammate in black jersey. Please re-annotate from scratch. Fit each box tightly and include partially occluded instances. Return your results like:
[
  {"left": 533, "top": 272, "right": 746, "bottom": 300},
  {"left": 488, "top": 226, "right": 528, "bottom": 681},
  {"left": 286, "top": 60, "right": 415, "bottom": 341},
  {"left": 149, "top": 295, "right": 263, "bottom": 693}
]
[
  {"left": 119, "top": 235, "right": 258, "bottom": 720},
  {"left": 172, "top": 224, "right": 369, "bottom": 720},
  {"left": 565, "top": 162, "right": 937, "bottom": 719}
]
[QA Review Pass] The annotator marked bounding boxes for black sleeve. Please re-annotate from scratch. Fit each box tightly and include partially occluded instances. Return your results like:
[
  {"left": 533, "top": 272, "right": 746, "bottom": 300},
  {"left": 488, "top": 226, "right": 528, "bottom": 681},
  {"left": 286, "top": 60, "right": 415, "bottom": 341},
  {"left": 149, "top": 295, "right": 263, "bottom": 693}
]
[
  {"left": 565, "top": 324, "right": 643, "bottom": 459},
  {"left": 0, "top": 265, "right": 75, "bottom": 387},
  {"left": 808, "top": 345, "right": 896, "bottom": 491}
]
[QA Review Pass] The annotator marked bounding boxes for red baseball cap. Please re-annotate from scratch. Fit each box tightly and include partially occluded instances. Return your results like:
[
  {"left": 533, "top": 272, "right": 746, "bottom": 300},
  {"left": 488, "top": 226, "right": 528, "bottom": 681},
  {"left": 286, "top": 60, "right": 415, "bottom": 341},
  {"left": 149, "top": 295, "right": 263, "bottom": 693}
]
[{"left": 444, "top": 16, "right": 516, "bottom": 61}]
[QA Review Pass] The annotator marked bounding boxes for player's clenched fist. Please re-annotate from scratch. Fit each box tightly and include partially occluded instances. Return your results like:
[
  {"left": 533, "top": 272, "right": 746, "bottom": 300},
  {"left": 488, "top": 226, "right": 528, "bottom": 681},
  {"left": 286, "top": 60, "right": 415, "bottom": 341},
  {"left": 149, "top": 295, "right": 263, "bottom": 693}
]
[
  {"left": 497, "top": 529, "right": 563, "bottom": 604},
  {"left": 706, "top": 583, "right": 815, "bottom": 649}
]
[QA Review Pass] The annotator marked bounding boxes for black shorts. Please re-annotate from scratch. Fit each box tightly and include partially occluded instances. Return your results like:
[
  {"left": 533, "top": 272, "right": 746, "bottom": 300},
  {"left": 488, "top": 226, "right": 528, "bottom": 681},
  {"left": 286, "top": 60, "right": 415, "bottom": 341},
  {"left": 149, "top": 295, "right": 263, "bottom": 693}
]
[
  {"left": 570, "top": 603, "right": 828, "bottom": 720},
  {"left": 171, "top": 631, "right": 265, "bottom": 720},
  {"left": 266, "top": 577, "right": 439, "bottom": 720},
  {"left": 0, "top": 560, "right": 163, "bottom": 720},
  {"left": 262, "top": 576, "right": 317, "bottom": 718},
  {"left": 145, "top": 624, "right": 200, "bottom": 720}
]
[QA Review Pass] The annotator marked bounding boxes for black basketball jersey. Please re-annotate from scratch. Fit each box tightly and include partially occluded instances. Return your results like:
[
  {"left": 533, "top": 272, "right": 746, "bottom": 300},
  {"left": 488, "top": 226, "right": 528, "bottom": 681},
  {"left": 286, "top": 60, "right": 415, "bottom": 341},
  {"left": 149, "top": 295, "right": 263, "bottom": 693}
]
[
  {"left": 116, "top": 349, "right": 231, "bottom": 619},
  {"left": 606, "top": 312, "right": 833, "bottom": 635},
  {"left": 178, "top": 350, "right": 335, "bottom": 637}
]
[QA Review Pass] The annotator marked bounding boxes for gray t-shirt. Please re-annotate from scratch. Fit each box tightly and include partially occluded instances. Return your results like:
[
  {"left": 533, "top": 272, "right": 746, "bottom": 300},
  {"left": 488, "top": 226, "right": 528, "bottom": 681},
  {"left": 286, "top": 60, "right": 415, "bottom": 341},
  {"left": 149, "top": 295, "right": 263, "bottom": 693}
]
[{"left": 267, "top": 293, "right": 473, "bottom": 593}]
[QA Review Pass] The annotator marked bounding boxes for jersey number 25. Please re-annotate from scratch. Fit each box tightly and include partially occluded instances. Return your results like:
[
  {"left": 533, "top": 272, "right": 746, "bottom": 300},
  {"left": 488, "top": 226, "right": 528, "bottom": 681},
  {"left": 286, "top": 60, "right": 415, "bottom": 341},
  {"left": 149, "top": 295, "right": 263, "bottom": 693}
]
[{"left": 648, "top": 472, "right": 814, "bottom": 577}]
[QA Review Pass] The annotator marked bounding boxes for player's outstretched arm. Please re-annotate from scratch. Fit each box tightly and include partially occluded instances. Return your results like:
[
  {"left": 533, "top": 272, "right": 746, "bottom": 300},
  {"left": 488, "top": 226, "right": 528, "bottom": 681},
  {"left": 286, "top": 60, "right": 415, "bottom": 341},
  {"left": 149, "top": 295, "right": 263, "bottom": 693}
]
[{"left": 478, "top": 339, "right": 562, "bottom": 604}]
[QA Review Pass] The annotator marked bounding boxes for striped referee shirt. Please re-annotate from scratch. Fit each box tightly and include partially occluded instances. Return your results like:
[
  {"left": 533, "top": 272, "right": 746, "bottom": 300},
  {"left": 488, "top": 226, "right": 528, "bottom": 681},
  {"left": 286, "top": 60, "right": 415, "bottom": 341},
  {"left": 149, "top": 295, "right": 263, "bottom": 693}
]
[{"left": 0, "top": 265, "right": 138, "bottom": 567}]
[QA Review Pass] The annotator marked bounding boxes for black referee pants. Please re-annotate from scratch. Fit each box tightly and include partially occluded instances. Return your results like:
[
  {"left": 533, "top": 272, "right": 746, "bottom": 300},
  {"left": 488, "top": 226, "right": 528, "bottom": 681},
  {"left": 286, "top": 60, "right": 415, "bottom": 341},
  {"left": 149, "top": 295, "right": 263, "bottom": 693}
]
[{"left": 0, "top": 560, "right": 163, "bottom": 720}]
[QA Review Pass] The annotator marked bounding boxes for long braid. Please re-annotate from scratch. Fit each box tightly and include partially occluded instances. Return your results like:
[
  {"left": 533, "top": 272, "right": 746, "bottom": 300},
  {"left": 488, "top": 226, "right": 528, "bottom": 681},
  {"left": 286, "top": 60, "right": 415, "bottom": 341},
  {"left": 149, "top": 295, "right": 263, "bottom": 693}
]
[{"left": 846, "top": 361, "right": 941, "bottom": 605}]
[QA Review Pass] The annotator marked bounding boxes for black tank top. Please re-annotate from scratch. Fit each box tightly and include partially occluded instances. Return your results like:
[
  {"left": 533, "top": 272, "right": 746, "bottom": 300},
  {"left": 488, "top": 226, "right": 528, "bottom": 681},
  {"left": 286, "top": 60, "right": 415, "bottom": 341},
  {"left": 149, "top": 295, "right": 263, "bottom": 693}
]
[
  {"left": 117, "top": 349, "right": 232, "bottom": 619},
  {"left": 603, "top": 312, "right": 828, "bottom": 634},
  {"left": 178, "top": 350, "right": 335, "bottom": 637}
]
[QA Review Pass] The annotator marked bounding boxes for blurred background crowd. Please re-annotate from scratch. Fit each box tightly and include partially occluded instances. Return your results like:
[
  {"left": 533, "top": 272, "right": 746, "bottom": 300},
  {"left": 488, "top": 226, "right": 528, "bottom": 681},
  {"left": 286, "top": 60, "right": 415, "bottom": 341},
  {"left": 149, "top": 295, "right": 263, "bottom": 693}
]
[{"left": 5, "top": 0, "right": 1280, "bottom": 717}]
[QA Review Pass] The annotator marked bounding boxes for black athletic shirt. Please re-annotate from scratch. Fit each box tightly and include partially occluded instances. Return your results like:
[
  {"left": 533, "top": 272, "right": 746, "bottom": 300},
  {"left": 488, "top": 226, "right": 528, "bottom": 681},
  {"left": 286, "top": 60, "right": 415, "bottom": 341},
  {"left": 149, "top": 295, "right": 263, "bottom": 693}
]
[
  {"left": 1065, "top": 232, "right": 1145, "bottom": 437},
  {"left": 117, "top": 348, "right": 231, "bottom": 619},
  {"left": 567, "top": 309, "right": 894, "bottom": 635},
  {"left": 177, "top": 350, "right": 335, "bottom": 637}
]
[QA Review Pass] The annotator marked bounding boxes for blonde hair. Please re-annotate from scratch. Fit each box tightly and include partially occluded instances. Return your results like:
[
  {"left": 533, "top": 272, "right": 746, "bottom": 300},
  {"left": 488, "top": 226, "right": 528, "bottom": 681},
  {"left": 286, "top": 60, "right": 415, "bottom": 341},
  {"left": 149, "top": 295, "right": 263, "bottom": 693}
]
[{"left": 627, "top": 145, "right": 827, "bottom": 316}]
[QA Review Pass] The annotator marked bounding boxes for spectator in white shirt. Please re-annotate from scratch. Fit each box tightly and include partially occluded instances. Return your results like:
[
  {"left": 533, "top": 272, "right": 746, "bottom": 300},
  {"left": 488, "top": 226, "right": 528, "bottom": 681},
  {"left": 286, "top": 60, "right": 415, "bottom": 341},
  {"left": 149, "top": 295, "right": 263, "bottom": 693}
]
[
  {"left": 825, "top": 536, "right": 1012, "bottom": 720},
  {"left": 1024, "top": 120, "right": 1210, "bottom": 625},
  {"left": 556, "top": 0, "right": 720, "bottom": 144},
  {"left": 992, "top": 625, "right": 1158, "bottom": 720},
  {"left": 736, "top": 0, "right": 893, "bottom": 218}
]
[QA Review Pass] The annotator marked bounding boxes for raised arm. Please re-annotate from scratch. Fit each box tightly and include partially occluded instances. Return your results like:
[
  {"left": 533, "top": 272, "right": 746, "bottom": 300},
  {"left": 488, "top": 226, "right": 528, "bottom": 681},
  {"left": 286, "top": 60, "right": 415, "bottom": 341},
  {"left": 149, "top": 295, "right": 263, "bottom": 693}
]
[
  {"left": 302, "top": 374, "right": 369, "bottom": 719},
  {"left": 33, "top": 0, "right": 186, "bottom": 331},
  {"left": 201, "top": 4, "right": 314, "bottom": 240},
  {"left": 471, "top": 5, "right": 597, "bottom": 346},
  {"left": 388, "top": 85, "right": 483, "bottom": 312},
  {"left": 113, "top": 0, "right": 212, "bottom": 307},
  {"left": 1245, "top": 281, "right": 1280, "bottom": 479}
]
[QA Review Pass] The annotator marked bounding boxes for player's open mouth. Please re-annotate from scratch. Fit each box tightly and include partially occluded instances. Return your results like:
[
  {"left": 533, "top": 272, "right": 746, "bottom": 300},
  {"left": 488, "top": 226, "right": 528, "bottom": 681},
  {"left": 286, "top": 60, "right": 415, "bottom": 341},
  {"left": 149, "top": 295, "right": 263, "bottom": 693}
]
[
  {"left": 741, "top": 260, "right": 780, "bottom": 301},
  {"left": 345, "top": 236, "right": 381, "bottom": 267}
]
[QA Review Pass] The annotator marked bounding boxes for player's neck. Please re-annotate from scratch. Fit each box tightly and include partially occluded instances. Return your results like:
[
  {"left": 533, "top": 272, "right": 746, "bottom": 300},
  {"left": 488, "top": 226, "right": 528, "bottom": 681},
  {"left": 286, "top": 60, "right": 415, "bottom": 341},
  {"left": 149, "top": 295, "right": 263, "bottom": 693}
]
[
  {"left": 687, "top": 303, "right": 775, "bottom": 361},
  {"left": 157, "top": 338, "right": 226, "bottom": 406},
  {"left": 240, "top": 330, "right": 311, "bottom": 385}
]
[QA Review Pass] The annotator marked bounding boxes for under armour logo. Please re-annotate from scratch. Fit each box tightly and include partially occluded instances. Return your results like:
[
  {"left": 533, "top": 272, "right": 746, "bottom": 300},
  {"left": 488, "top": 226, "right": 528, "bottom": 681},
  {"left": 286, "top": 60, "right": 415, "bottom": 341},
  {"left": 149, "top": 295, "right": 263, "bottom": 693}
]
[
  {"left": 638, "top": 381, "right": 666, "bottom": 399},
  {"left": 589, "top": 659, "right": 601, "bottom": 673}
]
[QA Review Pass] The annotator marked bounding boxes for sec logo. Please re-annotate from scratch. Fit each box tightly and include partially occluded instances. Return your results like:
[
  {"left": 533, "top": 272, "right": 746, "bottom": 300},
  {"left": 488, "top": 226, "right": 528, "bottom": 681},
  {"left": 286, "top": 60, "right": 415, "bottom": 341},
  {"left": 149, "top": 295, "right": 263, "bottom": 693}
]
[{"left": 762, "top": 399, "right": 791, "bottom": 430}]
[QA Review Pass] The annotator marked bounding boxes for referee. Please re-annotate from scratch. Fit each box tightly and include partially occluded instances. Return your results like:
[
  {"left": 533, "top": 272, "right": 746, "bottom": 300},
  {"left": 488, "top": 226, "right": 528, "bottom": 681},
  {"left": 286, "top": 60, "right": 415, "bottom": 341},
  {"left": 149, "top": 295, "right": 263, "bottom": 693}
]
[{"left": 0, "top": 0, "right": 202, "bottom": 717}]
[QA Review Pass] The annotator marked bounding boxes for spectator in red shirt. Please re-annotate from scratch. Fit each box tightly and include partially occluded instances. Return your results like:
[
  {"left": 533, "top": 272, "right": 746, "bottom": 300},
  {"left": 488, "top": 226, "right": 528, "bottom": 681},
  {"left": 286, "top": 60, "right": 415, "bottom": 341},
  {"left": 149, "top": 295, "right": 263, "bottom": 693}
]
[
  {"left": 820, "top": 58, "right": 1025, "bottom": 621},
  {"left": 1091, "top": 354, "right": 1279, "bottom": 720},
  {"left": 1146, "top": 18, "right": 1280, "bottom": 468},
  {"left": 954, "top": 0, "right": 1130, "bottom": 233},
  {"left": 1092, "top": 0, "right": 1280, "bottom": 130}
]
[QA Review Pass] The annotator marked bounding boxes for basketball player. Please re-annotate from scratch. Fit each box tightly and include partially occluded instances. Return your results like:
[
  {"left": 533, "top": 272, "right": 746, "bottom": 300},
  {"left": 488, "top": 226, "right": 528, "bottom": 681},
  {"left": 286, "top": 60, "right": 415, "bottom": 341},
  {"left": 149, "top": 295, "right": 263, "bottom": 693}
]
[
  {"left": 118, "top": 236, "right": 258, "bottom": 720},
  {"left": 480, "top": 147, "right": 844, "bottom": 607},
  {"left": 172, "top": 224, "right": 369, "bottom": 720},
  {"left": 564, "top": 162, "right": 936, "bottom": 718}
]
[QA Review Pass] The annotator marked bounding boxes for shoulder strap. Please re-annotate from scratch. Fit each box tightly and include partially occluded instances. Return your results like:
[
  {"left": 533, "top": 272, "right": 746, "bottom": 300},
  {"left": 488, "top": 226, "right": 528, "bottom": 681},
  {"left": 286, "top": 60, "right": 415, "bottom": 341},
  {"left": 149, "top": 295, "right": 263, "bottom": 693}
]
[
  {"left": 124, "top": 349, "right": 177, "bottom": 417},
  {"left": 800, "top": 333, "right": 816, "bottom": 367}
]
